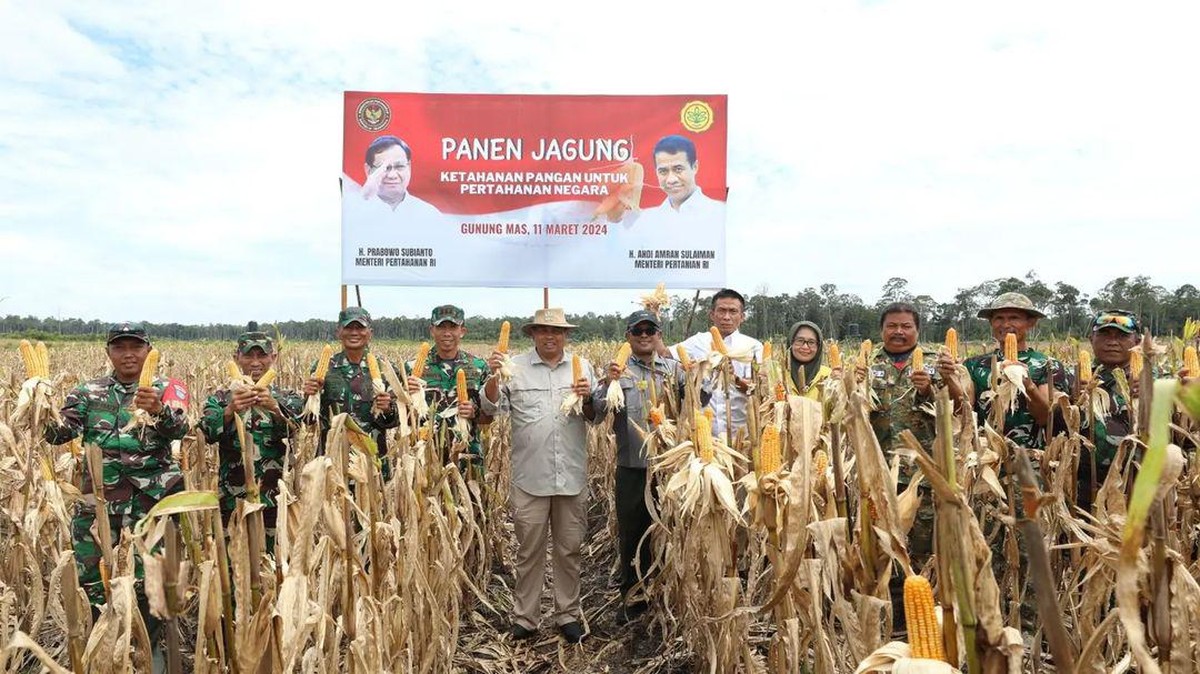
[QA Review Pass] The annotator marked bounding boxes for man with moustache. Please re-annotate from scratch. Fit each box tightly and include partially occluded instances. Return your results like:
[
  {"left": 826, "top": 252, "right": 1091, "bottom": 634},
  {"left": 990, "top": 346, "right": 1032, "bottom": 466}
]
[{"left": 481, "top": 307, "right": 596, "bottom": 644}]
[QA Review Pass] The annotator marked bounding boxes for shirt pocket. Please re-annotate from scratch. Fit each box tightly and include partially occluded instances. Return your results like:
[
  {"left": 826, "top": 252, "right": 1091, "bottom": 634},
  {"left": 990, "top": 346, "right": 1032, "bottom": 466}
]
[{"left": 510, "top": 388, "right": 548, "bottom": 423}]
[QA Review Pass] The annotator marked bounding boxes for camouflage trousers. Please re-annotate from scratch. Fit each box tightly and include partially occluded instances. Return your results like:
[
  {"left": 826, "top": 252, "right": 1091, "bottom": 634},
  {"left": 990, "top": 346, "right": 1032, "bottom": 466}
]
[{"left": 72, "top": 505, "right": 146, "bottom": 607}]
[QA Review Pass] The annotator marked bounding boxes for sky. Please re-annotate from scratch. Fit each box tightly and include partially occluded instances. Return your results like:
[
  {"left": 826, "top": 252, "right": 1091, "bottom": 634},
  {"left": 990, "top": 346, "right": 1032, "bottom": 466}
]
[{"left": 2, "top": 0, "right": 1197, "bottom": 325}]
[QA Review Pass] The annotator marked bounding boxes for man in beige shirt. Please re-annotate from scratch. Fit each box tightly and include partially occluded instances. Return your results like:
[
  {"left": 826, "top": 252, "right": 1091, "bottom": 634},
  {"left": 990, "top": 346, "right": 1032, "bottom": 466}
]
[{"left": 482, "top": 307, "right": 596, "bottom": 643}]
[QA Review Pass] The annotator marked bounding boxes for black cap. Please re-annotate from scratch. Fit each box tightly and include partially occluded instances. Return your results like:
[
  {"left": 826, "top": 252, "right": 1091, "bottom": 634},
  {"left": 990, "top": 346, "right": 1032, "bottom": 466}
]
[
  {"left": 106, "top": 321, "right": 150, "bottom": 345},
  {"left": 625, "top": 310, "right": 662, "bottom": 330}
]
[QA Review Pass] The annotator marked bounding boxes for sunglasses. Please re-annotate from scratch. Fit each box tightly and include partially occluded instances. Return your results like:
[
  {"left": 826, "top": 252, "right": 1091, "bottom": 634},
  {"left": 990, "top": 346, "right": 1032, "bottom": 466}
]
[
  {"left": 1093, "top": 312, "right": 1138, "bottom": 330},
  {"left": 628, "top": 326, "right": 659, "bottom": 337}
]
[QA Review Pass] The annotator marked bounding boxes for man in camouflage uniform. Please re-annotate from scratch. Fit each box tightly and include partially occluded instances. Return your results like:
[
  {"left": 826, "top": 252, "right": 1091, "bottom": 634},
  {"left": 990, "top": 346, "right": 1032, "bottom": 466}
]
[
  {"left": 404, "top": 305, "right": 491, "bottom": 472},
  {"left": 1081, "top": 310, "right": 1142, "bottom": 505},
  {"left": 302, "top": 307, "right": 399, "bottom": 469},
  {"left": 861, "top": 303, "right": 968, "bottom": 630},
  {"left": 964, "top": 292, "right": 1072, "bottom": 449},
  {"left": 199, "top": 330, "right": 303, "bottom": 549},
  {"left": 44, "top": 322, "right": 189, "bottom": 607}
]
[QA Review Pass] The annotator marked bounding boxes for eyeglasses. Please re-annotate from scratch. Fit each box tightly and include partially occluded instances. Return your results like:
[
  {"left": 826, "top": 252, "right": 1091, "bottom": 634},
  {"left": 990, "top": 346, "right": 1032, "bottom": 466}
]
[
  {"left": 792, "top": 338, "right": 818, "bottom": 348},
  {"left": 629, "top": 326, "right": 659, "bottom": 337},
  {"left": 1092, "top": 311, "right": 1138, "bottom": 331},
  {"left": 371, "top": 162, "right": 410, "bottom": 173}
]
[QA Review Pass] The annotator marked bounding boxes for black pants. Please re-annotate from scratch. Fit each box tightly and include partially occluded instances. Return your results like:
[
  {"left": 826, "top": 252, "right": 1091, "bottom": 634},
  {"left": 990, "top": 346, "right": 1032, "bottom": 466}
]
[{"left": 615, "top": 466, "right": 654, "bottom": 597}]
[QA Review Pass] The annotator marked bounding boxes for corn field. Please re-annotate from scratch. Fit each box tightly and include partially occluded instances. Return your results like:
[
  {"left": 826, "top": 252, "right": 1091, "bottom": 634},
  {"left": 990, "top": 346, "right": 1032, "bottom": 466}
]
[{"left": 2, "top": 333, "right": 1200, "bottom": 673}]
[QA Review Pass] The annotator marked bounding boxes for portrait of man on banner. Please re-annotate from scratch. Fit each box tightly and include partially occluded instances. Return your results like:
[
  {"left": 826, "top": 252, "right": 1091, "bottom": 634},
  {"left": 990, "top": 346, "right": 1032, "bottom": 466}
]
[{"left": 344, "top": 135, "right": 441, "bottom": 220}]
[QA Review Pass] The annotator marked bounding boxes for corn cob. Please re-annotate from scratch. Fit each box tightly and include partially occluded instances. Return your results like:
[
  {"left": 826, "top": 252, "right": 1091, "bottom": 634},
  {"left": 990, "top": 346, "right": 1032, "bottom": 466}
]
[
  {"left": 709, "top": 327, "right": 727, "bottom": 355},
  {"left": 456, "top": 368, "right": 468, "bottom": 401},
  {"left": 944, "top": 328, "right": 959, "bottom": 360},
  {"left": 255, "top": 368, "right": 277, "bottom": 389},
  {"left": 775, "top": 382, "right": 786, "bottom": 402},
  {"left": 226, "top": 360, "right": 242, "bottom": 381},
  {"left": 912, "top": 346, "right": 924, "bottom": 372},
  {"left": 1185, "top": 345, "right": 1199, "bottom": 376},
  {"left": 695, "top": 411, "right": 714, "bottom": 463},
  {"left": 572, "top": 354, "right": 582, "bottom": 382},
  {"left": 35, "top": 341, "right": 49, "bottom": 378},
  {"left": 139, "top": 349, "right": 160, "bottom": 388},
  {"left": 1130, "top": 350, "right": 1144, "bottom": 378},
  {"left": 497, "top": 321, "right": 511, "bottom": 353},
  {"left": 762, "top": 341, "right": 772, "bottom": 362},
  {"left": 1078, "top": 350, "right": 1093, "bottom": 384},
  {"left": 676, "top": 345, "right": 692, "bottom": 369},
  {"left": 858, "top": 340, "right": 872, "bottom": 367},
  {"left": 904, "top": 575, "right": 945, "bottom": 660},
  {"left": 1003, "top": 333, "right": 1019, "bottom": 363},
  {"left": 410, "top": 342, "right": 431, "bottom": 379},
  {"left": 828, "top": 342, "right": 842, "bottom": 368},
  {"left": 614, "top": 343, "right": 633, "bottom": 370},
  {"left": 758, "top": 426, "right": 781, "bottom": 475},
  {"left": 19, "top": 340, "right": 37, "bottom": 379},
  {"left": 313, "top": 344, "right": 334, "bottom": 381},
  {"left": 367, "top": 352, "right": 382, "bottom": 383},
  {"left": 813, "top": 449, "right": 829, "bottom": 474}
]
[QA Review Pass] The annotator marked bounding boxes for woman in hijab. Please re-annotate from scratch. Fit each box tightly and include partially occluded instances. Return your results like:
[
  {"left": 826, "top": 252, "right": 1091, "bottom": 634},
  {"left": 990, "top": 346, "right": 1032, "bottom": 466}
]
[{"left": 786, "top": 320, "right": 832, "bottom": 401}]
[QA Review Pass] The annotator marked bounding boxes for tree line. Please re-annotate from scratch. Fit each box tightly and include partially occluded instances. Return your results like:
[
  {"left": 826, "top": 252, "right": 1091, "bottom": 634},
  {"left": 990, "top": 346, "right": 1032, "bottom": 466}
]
[{"left": 4, "top": 273, "right": 1196, "bottom": 345}]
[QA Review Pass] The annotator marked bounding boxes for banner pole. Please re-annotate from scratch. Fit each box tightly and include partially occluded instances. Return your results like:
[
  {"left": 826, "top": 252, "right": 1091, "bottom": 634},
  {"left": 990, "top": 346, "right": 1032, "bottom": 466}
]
[
  {"left": 355, "top": 285, "right": 363, "bottom": 308},
  {"left": 543, "top": 287, "right": 549, "bottom": 309},
  {"left": 341, "top": 285, "right": 348, "bottom": 311}
]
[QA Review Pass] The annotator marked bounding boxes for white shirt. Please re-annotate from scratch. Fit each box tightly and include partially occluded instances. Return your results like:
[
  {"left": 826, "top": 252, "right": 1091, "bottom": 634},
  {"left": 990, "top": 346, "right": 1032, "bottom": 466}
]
[
  {"left": 674, "top": 329, "right": 762, "bottom": 439},
  {"left": 654, "top": 187, "right": 722, "bottom": 219}
]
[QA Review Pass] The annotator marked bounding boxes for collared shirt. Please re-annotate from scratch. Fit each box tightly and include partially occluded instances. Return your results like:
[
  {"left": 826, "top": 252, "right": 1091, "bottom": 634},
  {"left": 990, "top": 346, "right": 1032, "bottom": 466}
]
[
  {"left": 655, "top": 187, "right": 722, "bottom": 219},
  {"left": 964, "top": 348, "right": 1073, "bottom": 449},
  {"left": 311, "top": 350, "right": 400, "bottom": 454},
  {"left": 674, "top": 329, "right": 763, "bottom": 438},
  {"left": 592, "top": 355, "right": 684, "bottom": 469},
  {"left": 408, "top": 349, "right": 490, "bottom": 458},
  {"left": 481, "top": 349, "right": 596, "bottom": 496},
  {"left": 868, "top": 350, "right": 935, "bottom": 467}
]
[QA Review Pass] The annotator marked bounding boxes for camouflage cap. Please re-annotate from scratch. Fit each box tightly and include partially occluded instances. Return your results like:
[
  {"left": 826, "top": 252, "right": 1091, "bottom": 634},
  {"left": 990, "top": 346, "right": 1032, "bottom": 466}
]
[
  {"left": 625, "top": 309, "right": 662, "bottom": 329},
  {"left": 430, "top": 304, "right": 465, "bottom": 326},
  {"left": 977, "top": 292, "right": 1046, "bottom": 319},
  {"left": 237, "top": 331, "right": 274, "bottom": 354},
  {"left": 338, "top": 306, "right": 372, "bottom": 328},
  {"left": 106, "top": 321, "right": 150, "bottom": 345}
]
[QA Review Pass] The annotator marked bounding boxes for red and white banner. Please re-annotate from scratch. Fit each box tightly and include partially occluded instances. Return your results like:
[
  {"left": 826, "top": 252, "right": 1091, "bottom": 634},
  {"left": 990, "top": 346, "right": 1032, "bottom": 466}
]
[{"left": 341, "top": 93, "right": 728, "bottom": 288}]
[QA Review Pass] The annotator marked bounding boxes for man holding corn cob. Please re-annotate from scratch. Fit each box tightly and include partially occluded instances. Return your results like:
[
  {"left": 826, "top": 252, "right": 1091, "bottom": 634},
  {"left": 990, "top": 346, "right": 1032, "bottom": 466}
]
[
  {"left": 302, "top": 307, "right": 399, "bottom": 467},
  {"left": 965, "top": 292, "right": 1071, "bottom": 449},
  {"left": 481, "top": 307, "right": 596, "bottom": 644},
  {"left": 44, "top": 322, "right": 190, "bottom": 608},
  {"left": 593, "top": 310, "right": 705, "bottom": 625},
  {"left": 661, "top": 289, "right": 761, "bottom": 439},
  {"left": 405, "top": 305, "right": 491, "bottom": 469},
  {"left": 200, "top": 330, "right": 303, "bottom": 549},
  {"left": 1081, "top": 310, "right": 1143, "bottom": 500}
]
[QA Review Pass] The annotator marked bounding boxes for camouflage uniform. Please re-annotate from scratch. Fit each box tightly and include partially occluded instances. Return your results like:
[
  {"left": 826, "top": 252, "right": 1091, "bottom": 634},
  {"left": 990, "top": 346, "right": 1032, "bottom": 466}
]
[
  {"left": 46, "top": 370, "right": 189, "bottom": 606},
  {"left": 408, "top": 350, "right": 489, "bottom": 467},
  {"left": 313, "top": 350, "right": 400, "bottom": 458},
  {"left": 199, "top": 385, "right": 303, "bottom": 545},
  {"left": 963, "top": 348, "right": 1072, "bottom": 449}
]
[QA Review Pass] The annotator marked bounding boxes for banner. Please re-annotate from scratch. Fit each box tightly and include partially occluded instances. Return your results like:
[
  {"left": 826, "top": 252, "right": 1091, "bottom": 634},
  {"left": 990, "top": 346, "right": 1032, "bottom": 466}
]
[{"left": 342, "top": 93, "right": 728, "bottom": 288}]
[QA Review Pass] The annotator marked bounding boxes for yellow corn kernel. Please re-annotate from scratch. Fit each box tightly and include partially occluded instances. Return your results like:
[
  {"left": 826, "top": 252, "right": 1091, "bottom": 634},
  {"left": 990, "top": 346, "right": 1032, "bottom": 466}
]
[
  {"left": 1003, "top": 333, "right": 1019, "bottom": 363},
  {"left": 255, "top": 368, "right": 277, "bottom": 389},
  {"left": 709, "top": 327, "right": 727, "bottom": 355},
  {"left": 775, "top": 382, "right": 786, "bottom": 402},
  {"left": 912, "top": 346, "right": 924, "bottom": 372},
  {"left": 1184, "top": 345, "right": 1199, "bottom": 376},
  {"left": 1130, "top": 350, "right": 1144, "bottom": 378},
  {"left": 813, "top": 449, "right": 829, "bottom": 474},
  {"left": 828, "top": 342, "right": 842, "bottom": 368},
  {"left": 226, "top": 360, "right": 242, "bottom": 381},
  {"left": 367, "top": 352, "right": 382, "bottom": 383},
  {"left": 456, "top": 368, "right": 468, "bottom": 401},
  {"left": 904, "top": 575, "right": 945, "bottom": 661},
  {"left": 762, "top": 341, "right": 772, "bottom": 362},
  {"left": 858, "top": 340, "right": 873, "bottom": 368},
  {"left": 19, "top": 340, "right": 37, "bottom": 379},
  {"left": 35, "top": 341, "right": 49, "bottom": 379},
  {"left": 1078, "top": 350, "right": 1093, "bottom": 384},
  {"left": 313, "top": 344, "right": 334, "bottom": 381},
  {"left": 944, "top": 328, "right": 959, "bottom": 360},
  {"left": 676, "top": 345, "right": 692, "bottom": 369},
  {"left": 410, "top": 342, "right": 431, "bottom": 379},
  {"left": 497, "top": 321, "right": 511, "bottom": 353},
  {"left": 139, "top": 349, "right": 160, "bottom": 389},
  {"left": 614, "top": 342, "right": 633, "bottom": 370},
  {"left": 572, "top": 354, "right": 582, "bottom": 382},
  {"left": 758, "top": 426, "right": 781, "bottom": 475},
  {"left": 694, "top": 411, "right": 714, "bottom": 463}
]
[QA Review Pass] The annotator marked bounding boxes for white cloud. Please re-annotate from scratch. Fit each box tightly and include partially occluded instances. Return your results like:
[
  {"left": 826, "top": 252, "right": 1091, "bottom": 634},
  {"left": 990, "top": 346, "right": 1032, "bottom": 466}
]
[{"left": 1, "top": 0, "right": 1197, "bottom": 325}]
